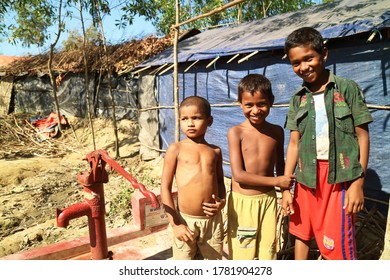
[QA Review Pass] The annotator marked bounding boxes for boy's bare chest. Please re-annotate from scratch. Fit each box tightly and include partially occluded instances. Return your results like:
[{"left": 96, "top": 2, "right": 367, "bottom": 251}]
[
  {"left": 241, "top": 133, "right": 277, "bottom": 155},
  {"left": 178, "top": 146, "right": 217, "bottom": 166}
]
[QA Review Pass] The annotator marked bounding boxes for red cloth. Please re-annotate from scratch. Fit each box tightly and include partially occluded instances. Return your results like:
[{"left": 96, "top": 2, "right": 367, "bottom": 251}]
[{"left": 31, "top": 112, "right": 67, "bottom": 138}]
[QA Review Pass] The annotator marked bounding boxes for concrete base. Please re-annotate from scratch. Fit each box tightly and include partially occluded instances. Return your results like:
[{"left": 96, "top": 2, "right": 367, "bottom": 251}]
[{"left": 1, "top": 224, "right": 171, "bottom": 260}]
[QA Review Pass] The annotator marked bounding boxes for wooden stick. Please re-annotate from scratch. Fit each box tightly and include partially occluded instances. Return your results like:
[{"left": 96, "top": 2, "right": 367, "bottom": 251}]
[
  {"left": 131, "top": 65, "right": 151, "bottom": 75},
  {"left": 172, "top": 0, "right": 249, "bottom": 28},
  {"left": 184, "top": 60, "right": 199, "bottom": 72},
  {"left": 227, "top": 54, "right": 240, "bottom": 63},
  {"left": 206, "top": 56, "right": 220, "bottom": 68},
  {"left": 238, "top": 50, "right": 259, "bottom": 63},
  {"left": 149, "top": 63, "right": 168, "bottom": 75},
  {"left": 159, "top": 64, "right": 174, "bottom": 75}
]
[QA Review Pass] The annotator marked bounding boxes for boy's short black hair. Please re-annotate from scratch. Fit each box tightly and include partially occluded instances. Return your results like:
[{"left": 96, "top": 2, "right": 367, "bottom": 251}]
[
  {"left": 180, "top": 96, "right": 211, "bottom": 117},
  {"left": 238, "top": 74, "right": 274, "bottom": 104},
  {"left": 284, "top": 26, "right": 324, "bottom": 56}
]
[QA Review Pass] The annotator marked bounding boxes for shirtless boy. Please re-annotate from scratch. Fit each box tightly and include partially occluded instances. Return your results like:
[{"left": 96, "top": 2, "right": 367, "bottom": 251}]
[
  {"left": 161, "top": 96, "right": 226, "bottom": 260},
  {"left": 227, "top": 74, "right": 294, "bottom": 260}
]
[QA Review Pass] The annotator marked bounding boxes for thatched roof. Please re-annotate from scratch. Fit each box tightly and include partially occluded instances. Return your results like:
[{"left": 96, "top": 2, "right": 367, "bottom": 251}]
[{"left": 0, "top": 34, "right": 174, "bottom": 77}]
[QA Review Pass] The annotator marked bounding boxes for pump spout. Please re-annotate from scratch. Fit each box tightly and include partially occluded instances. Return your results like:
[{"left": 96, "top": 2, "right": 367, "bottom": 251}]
[
  {"left": 56, "top": 201, "right": 91, "bottom": 228},
  {"left": 55, "top": 181, "right": 108, "bottom": 259}
]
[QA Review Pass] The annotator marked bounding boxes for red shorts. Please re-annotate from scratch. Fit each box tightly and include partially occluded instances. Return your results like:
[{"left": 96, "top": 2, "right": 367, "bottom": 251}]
[{"left": 289, "top": 160, "right": 357, "bottom": 260}]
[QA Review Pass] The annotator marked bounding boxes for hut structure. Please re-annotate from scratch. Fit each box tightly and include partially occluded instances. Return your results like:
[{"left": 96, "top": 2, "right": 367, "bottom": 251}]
[{"left": 0, "top": 35, "right": 174, "bottom": 120}]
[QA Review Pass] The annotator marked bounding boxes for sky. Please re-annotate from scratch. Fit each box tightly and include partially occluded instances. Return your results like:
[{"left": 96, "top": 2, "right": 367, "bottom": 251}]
[{"left": 0, "top": 7, "right": 156, "bottom": 57}]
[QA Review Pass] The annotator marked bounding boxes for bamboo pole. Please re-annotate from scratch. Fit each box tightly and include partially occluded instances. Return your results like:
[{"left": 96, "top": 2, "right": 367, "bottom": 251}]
[
  {"left": 159, "top": 64, "right": 174, "bottom": 75},
  {"left": 184, "top": 60, "right": 199, "bottom": 72},
  {"left": 206, "top": 56, "right": 220, "bottom": 68},
  {"left": 172, "top": 0, "right": 248, "bottom": 29},
  {"left": 131, "top": 65, "right": 151, "bottom": 75},
  {"left": 150, "top": 63, "right": 168, "bottom": 75},
  {"left": 227, "top": 53, "right": 240, "bottom": 63},
  {"left": 238, "top": 50, "right": 259, "bottom": 63},
  {"left": 174, "top": 0, "right": 180, "bottom": 142}
]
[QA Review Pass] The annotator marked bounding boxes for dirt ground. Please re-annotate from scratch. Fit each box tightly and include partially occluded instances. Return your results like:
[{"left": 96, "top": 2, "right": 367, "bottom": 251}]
[{"left": 0, "top": 115, "right": 164, "bottom": 258}]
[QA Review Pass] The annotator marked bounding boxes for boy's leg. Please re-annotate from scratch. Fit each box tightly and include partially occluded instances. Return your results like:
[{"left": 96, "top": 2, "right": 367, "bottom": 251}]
[
  {"left": 294, "top": 238, "right": 310, "bottom": 260},
  {"left": 227, "top": 192, "right": 259, "bottom": 260},
  {"left": 198, "top": 212, "right": 224, "bottom": 260},
  {"left": 289, "top": 182, "right": 315, "bottom": 260},
  {"left": 171, "top": 213, "right": 198, "bottom": 260},
  {"left": 313, "top": 161, "right": 357, "bottom": 260},
  {"left": 258, "top": 190, "right": 277, "bottom": 260}
]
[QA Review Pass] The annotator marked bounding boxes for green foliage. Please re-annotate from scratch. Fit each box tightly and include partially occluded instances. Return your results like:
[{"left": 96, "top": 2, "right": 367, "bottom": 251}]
[
  {"left": 0, "top": 0, "right": 11, "bottom": 38},
  {"left": 107, "top": 162, "right": 161, "bottom": 220},
  {"left": 108, "top": 186, "right": 134, "bottom": 219},
  {"left": 120, "top": 0, "right": 329, "bottom": 36},
  {"left": 62, "top": 25, "right": 101, "bottom": 50},
  {"left": 8, "top": 1, "right": 55, "bottom": 47}
]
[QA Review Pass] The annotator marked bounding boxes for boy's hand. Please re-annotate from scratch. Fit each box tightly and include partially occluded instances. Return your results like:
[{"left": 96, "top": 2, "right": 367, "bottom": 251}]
[
  {"left": 172, "top": 224, "right": 195, "bottom": 242},
  {"left": 277, "top": 175, "right": 295, "bottom": 190},
  {"left": 344, "top": 177, "right": 364, "bottom": 215},
  {"left": 202, "top": 194, "right": 226, "bottom": 217},
  {"left": 281, "top": 190, "right": 294, "bottom": 216}
]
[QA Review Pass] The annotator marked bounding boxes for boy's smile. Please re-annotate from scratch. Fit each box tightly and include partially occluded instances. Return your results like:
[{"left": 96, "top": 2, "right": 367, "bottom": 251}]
[
  {"left": 240, "top": 91, "right": 271, "bottom": 125},
  {"left": 287, "top": 45, "right": 329, "bottom": 92}
]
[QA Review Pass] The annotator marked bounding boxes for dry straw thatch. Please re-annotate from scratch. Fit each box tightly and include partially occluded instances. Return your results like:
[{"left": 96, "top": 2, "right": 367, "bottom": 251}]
[{"left": 0, "top": 34, "right": 174, "bottom": 77}]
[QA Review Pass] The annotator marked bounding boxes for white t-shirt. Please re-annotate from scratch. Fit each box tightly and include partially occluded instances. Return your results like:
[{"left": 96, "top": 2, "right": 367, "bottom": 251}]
[{"left": 313, "top": 92, "right": 329, "bottom": 160}]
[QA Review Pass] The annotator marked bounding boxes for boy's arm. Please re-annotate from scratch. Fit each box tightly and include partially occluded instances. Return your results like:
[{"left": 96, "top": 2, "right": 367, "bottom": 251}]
[
  {"left": 160, "top": 144, "right": 194, "bottom": 242},
  {"left": 275, "top": 126, "right": 286, "bottom": 177},
  {"left": 202, "top": 148, "right": 226, "bottom": 216},
  {"left": 227, "top": 126, "right": 293, "bottom": 189},
  {"left": 344, "top": 124, "right": 369, "bottom": 215},
  {"left": 216, "top": 148, "right": 226, "bottom": 200},
  {"left": 282, "top": 130, "right": 300, "bottom": 216}
]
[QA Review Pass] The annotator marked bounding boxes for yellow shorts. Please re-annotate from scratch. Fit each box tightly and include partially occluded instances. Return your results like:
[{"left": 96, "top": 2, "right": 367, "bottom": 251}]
[
  {"left": 171, "top": 211, "right": 223, "bottom": 260},
  {"left": 227, "top": 190, "right": 277, "bottom": 260}
]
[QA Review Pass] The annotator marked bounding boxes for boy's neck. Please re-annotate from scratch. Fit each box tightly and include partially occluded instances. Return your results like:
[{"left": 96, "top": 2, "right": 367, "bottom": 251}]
[
  {"left": 247, "top": 119, "right": 269, "bottom": 131},
  {"left": 184, "top": 136, "right": 207, "bottom": 144},
  {"left": 308, "top": 70, "right": 330, "bottom": 93}
]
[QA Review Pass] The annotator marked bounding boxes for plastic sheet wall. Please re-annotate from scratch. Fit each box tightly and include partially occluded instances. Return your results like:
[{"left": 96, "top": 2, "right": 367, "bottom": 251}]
[
  {"left": 156, "top": 41, "right": 390, "bottom": 207},
  {"left": 11, "top": 73, "right": 139, "bottom": 120}
]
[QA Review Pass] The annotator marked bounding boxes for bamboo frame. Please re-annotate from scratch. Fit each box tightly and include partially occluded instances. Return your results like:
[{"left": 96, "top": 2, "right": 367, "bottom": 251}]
[
  {"left": 184, "top": 60, "right": 199, "bottom": 72},
  {"left": 227, "top": 53, "right": 240, "bottom": 63},
  {"left": 238, "top": 50, "right": 259, "bottom": 63},
  {"left": 150, "top": 63, "right": 168, "bottom": 75},
  {"left": 159, "top": 64, "right": 174, "bottom": 75},
  {"left": 206, "top": 56, "right": 220, "bottom": 68},
  {"left": 131, "top": 65, "right": 151, "bottom": 75}
]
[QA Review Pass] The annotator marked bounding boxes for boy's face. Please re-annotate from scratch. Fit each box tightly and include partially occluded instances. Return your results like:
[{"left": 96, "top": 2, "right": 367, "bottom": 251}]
[
  {"left": 287, "top": 44, "right": 328, "bottom": 88},
  {"left": 179, "top": 105, "right": 212, "bottom": 139},
  {"left": 240, "top": 90, "right": 271, "bottom": 125}
]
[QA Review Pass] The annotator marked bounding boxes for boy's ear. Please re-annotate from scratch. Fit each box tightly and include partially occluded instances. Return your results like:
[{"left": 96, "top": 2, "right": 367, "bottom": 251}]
[
  {"left": 322, "top": 47, "right": 329, "bottom": 62},
  {"left": 208, "top": 116, "right": 213, "bottom": 127}
]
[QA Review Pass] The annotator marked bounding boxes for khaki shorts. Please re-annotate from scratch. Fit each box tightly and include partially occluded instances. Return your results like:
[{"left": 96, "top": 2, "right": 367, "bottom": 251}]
[
  {"left": 227, "top": 190, "right": 277, "bottom": 260},
  {"left": 171, "top": 211, "right": 223, "bottom": 260}
]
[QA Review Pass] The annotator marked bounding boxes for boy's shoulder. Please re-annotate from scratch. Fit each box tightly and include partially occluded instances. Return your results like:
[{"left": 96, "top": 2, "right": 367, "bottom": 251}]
[
  {"left": 175, "top": 138, "right": 221, "bottom": 151},
  {"left": 228, "top": 121, "right": 250, "bottom": 134},
  {"left": 229, "top": 121, "right": 283, "bottom": 136},
  {"left": 332, "top": 73, "right": 358, "bottom": 87}
]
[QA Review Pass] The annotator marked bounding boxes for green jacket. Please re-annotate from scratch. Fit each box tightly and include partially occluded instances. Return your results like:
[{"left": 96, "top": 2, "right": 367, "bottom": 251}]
[{"left": 285, "top": 71, "right": 373, "bottom": 189}]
